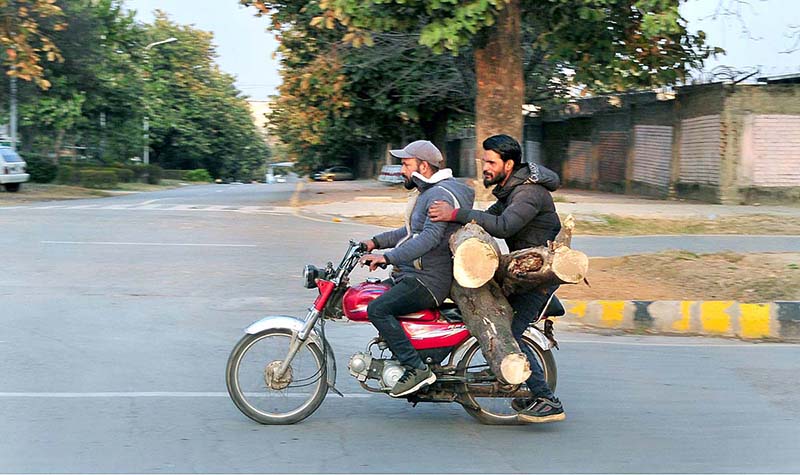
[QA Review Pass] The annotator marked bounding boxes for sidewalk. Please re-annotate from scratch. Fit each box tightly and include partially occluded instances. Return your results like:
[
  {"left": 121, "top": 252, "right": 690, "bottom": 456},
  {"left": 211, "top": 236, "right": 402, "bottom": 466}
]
[{"left": 299, "top": 182, "right": 800, "bottom": 220}]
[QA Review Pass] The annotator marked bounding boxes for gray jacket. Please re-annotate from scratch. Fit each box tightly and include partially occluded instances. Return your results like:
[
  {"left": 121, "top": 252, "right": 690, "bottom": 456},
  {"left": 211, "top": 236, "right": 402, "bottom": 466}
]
[{"left": 373, "top": 169, "right": 475, "bottom": 305}]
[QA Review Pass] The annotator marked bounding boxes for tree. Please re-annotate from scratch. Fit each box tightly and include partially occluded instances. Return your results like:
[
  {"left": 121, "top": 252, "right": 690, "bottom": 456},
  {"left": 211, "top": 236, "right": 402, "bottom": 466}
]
[
  {"left": 308, "top": 0, "right": 717, "bottom": 186},
  {"left": 143, "top": 12, "right": 269, "bottom": 179},
  {"left": 0, "top": 0, "right": 65, "bottom": 89},
  {"left": 241, "top": 0, "right": 475, "bottom": 172},
  {"left": 13, "top": 0, "right": 144, "bottom": 159}
]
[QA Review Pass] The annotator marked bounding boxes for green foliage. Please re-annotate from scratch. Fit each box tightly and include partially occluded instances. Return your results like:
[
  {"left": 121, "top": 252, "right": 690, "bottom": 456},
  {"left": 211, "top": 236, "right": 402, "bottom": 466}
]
[
  {"left": 144, "top": 164, "right": 163, "bottom": 184},
  {"left": 79, "top": 169, "right": 118, "bottom": 188},
  {"left": 241, "top": 0, "right": 472, "bottom": 171},
  {"left": 113, "top": 168, "right": 135, "bottom": 183},
  {"left": 20, "top": 154, "right": 58, "bottom": 183},
  {"left": 185, "top": 169, "right": 212, "bottom": 182},
  {"left": 162, "top": 169, "right": 187, "bottom": 180},
  {"left": 7, "top": 2, "right": 269, "bottom": 183},
  {"left": 55, "top": 165, "right": 79, "bottom": 184}
]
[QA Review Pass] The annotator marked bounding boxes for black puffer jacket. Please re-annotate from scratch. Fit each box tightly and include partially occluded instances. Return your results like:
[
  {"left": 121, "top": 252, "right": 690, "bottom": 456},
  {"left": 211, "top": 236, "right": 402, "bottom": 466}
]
[{"left": 453, "top": 163, "right": 561, "bottom": 252}]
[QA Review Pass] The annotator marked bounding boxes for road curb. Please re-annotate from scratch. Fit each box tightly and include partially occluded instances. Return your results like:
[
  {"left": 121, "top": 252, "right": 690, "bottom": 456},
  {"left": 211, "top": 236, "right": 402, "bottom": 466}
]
[{"left": 559, "top": 300, "right": 800, "bottom": 342}]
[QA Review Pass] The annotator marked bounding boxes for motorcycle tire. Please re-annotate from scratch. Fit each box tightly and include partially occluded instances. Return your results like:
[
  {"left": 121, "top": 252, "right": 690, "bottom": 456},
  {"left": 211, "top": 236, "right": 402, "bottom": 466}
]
[
  {"left": 226, "top": 328, "right": 328, "bottom": 425},
  {"left": 458, "top": 335, "right": 557, "bottom": 425}
]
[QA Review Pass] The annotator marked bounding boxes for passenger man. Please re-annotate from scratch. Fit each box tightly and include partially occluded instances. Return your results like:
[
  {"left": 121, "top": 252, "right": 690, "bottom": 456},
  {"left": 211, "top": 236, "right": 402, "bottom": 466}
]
[
  {"left": 360, "top": 140, "right": 474, "bottom": 397},
  {"left": 428, "top": 134, "right": 565, "bottom": 423}
]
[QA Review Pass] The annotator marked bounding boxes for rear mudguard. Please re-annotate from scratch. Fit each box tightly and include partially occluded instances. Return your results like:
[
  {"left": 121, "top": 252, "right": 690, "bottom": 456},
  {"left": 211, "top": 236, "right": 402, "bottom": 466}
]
[
  {"left": 244, "top": 315, "right": 338, "bottom": 392},
  {"left": 450, "top": 326, "right": 554, "bottom": 367}
]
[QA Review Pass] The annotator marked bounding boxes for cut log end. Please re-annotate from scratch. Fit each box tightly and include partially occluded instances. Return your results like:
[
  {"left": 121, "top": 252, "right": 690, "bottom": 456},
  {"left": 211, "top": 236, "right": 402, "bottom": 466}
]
[
  {"left": 552, "top": 247, "right": 589, "bottom": 284},
  {"left": 499, "top": 353, "right": 531, "bottom": 385},
  {"left": 453, "top": 238, "right": 499, "bottom": 288}
]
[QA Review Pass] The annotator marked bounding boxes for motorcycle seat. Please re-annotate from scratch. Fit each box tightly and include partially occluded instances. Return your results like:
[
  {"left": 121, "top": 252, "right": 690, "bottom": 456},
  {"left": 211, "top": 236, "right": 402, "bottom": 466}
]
[{"left": 437, "top": 295, "right": 565, "bottom": 323}]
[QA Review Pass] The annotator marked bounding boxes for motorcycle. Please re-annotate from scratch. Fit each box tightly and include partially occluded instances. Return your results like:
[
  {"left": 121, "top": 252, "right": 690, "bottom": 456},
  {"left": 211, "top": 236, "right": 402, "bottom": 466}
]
[{"left": 225, "top": 240, "right": 561, "bottom": 425}]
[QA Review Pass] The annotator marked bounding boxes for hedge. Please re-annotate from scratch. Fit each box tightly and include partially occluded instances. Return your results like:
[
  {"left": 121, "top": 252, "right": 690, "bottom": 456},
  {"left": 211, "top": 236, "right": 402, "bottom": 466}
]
[
  {"left": 80, "top": 170, "right": 118, "bottom": 188},
  {"left": 19, "top": 154, "right": 58, "bottom": 183},
  {"left": 185, "top": 169, "right": 212, "bottom": 182}
]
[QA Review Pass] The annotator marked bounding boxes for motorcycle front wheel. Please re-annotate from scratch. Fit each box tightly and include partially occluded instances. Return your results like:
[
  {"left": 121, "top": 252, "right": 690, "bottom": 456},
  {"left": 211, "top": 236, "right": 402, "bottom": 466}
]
[
  {"left": 226, "top": 328, "right": 327, "bottom": 425},
  {"left": 458, "top": 335, "right": 556, "bottom": 425}
]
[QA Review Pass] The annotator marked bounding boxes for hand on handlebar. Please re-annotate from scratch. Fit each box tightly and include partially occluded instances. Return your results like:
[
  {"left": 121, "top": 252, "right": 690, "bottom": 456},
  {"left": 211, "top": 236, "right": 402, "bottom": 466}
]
[
  {"left": 359, "top": 253, "right": 388, "bottom": 271},
  {"left": 359, "top": 239, "right": 376, "bottom": 252}
]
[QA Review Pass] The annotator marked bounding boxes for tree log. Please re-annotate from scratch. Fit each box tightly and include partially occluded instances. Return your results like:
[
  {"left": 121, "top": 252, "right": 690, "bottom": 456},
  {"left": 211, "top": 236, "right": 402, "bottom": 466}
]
[
  {"left": 450, "top": 281, "right": 531, "bottom": 385},
  {"left": 554, "top": 214, "right": 575, "bottom": 248},
  {"left": 495, "top": 245, "right": 589, "bottom": 296},
  {"left": 449, "top": 222, "right": 501, "bottom": 289}
]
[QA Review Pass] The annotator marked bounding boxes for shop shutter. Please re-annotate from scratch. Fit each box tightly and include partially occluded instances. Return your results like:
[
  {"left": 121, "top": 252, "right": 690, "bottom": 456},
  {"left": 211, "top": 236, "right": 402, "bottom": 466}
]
[{"left": 632, "top": 125, "right": 673, "bottom": 189}]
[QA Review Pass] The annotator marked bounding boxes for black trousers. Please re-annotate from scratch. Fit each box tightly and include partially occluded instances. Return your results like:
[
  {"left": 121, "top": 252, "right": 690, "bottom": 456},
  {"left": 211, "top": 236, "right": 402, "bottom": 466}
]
[
  {"left": 507, "top": 287, "right": 558, "bottom": 399},
  {"left": 366, "top": 277, "right": 437, "bottom": 368}
]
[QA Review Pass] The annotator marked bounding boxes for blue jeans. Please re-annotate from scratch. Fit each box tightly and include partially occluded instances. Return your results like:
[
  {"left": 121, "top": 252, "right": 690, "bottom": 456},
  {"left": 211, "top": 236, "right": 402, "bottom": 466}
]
[
  {"left": 366, "top": 277, "right": 436, "bottom": 369},
  {"left": 507, "top": 287, "right": 557, "bottom": 399}
]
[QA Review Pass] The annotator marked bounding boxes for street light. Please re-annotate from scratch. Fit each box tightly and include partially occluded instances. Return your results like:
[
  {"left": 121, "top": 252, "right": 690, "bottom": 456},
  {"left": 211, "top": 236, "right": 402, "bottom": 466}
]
[{"left": 142, "top": 37, "right": 177, "bottom": 165}]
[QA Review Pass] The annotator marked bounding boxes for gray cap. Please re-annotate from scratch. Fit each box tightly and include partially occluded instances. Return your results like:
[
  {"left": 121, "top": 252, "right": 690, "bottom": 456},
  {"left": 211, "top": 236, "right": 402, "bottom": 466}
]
[{"left": 390, "top": 140, "right": 443, "bottom": 168}]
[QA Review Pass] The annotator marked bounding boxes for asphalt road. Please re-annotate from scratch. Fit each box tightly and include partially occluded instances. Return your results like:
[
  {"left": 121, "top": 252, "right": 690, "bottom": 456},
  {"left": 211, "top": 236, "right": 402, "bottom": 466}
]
[{"left": 1, "top": 185, "right": 799, "bottom": 473}]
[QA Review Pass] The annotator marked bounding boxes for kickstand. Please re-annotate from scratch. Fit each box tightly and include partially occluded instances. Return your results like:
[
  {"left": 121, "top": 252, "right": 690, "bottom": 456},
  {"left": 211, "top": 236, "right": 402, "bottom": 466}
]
[{"left": 328, "top": 385, "right": 344, "bottom": 397}]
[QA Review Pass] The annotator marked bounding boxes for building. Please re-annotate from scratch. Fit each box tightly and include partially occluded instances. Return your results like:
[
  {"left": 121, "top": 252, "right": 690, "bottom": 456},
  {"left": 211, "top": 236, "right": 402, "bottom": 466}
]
[{"left": 447, "top": 79, "right": 800, "bottom": 204}]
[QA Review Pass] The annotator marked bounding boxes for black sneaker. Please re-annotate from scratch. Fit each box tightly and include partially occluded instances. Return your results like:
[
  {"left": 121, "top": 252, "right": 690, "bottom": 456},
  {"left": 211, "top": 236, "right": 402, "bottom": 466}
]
[
  {"left": 517, "top": 396, "right": 566, "bottom": 423},
  {"left": 389, "top": 365, "right": 436, "bottom": 398},
  {"left": 511, "top": 397, "right": 534, "bottom": 412}
]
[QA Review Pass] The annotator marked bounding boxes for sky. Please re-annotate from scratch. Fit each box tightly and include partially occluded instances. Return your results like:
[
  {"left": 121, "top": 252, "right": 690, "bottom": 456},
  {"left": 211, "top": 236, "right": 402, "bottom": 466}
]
[{"left": 124, "top": 0, "right": 799, "bottom": 101}]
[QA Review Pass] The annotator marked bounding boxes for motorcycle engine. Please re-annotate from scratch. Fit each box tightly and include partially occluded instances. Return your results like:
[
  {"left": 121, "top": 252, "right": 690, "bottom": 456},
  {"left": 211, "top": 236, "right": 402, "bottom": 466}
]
[{"left": 348, "top": 352, "right": 405, "bottom": 390}]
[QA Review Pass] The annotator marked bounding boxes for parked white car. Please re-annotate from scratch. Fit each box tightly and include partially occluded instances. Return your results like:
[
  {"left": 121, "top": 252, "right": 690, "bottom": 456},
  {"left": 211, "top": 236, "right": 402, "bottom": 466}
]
[
  {"left": 0, "top": 147, "right": 29, "bottom": 192},
  {"left": 378, "top": 164, "right": 403, "bottom": 184}
]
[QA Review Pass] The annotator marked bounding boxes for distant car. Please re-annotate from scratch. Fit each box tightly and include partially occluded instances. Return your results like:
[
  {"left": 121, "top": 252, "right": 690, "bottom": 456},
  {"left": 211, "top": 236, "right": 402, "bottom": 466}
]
[
  {"left": 312, "top": 166, "right": 355, "bottom": 182},
  {"left": 378, "top": 164, "right": 403, "bottom": 184},
  {"left": 0, "top": 147, "right": 29, "bottom": 192}
]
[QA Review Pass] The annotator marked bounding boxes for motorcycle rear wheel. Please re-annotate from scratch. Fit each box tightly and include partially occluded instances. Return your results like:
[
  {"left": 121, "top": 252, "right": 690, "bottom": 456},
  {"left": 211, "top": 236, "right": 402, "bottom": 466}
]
[
  {"left": 458, "top": 335, "right": 557, "bottom": 425},
  {"left": 226, "top": 328, "right": 327, "bottom": 424}
]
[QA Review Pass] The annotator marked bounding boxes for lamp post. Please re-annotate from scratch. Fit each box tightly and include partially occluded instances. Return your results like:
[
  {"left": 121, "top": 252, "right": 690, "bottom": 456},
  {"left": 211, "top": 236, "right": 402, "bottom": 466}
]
[
  {"left": 142, "top": 37, "right": 177, "bottom": 165},
  {"left": 9, "top": 71, "right": 17, "bottom": 151}
]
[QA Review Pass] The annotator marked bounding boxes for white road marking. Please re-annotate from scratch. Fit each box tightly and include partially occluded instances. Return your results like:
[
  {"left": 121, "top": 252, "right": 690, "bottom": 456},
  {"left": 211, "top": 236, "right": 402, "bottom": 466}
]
[
  {"left": 41, "top": 241, "right": 257, "bottom": 248},
  {"left": 0, "top": 391, "right": 375, "bottom": 398}
]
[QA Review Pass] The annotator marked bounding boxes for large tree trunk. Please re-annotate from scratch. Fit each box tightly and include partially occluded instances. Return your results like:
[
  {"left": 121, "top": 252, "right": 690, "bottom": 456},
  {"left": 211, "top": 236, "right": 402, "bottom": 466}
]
[
  {"left": 450, "top": 281, "right": 531, "bottom": 385},
  {"left": 474, "top": 0, "right": 523, "bottom": 198}
]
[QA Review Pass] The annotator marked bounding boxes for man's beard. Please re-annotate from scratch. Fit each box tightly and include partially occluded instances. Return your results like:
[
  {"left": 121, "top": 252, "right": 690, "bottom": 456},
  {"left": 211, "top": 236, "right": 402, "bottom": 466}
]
[
  {"left": 403, "top": 175, "right": 417, "bottom": 190},
  {"left": 483, "top": 170, "right": 506, "bottom": 188}
]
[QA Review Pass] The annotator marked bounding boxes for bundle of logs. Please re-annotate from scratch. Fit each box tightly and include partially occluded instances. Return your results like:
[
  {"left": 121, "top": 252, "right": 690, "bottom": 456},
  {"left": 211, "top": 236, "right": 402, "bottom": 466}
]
[{"left": 449, "top": 215, "right": 588, "bottom": 385}]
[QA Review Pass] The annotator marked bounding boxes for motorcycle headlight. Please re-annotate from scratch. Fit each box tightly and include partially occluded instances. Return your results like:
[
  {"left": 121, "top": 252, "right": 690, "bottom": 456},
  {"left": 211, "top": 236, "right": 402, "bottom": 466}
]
[{"left": 302, "top": 265, "right": 321, "bottom": 288}]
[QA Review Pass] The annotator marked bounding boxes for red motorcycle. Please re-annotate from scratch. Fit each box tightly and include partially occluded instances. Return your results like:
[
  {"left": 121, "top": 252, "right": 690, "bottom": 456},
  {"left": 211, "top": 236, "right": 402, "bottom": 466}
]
[{"left": 226, "top": 240, "right": 559, "bottom": 425}]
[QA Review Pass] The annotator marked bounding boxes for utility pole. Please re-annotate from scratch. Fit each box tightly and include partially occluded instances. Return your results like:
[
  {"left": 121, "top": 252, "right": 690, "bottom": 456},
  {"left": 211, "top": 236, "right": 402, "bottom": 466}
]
[
  {"left": 10, "top": 72, "right": 17, "bottom": 151},
  {"left": 142, "top": 37, "right": 177, "bottom": 165}
]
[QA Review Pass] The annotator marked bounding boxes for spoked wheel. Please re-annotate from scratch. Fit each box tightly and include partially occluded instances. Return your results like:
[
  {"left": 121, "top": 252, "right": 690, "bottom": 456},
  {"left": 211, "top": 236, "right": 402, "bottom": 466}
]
[
  {"left": 458, "top": 335, "right": 556, "bottom": 425},
  {"left": 226, "top": 329, "right": 327, "bottom": 424}
]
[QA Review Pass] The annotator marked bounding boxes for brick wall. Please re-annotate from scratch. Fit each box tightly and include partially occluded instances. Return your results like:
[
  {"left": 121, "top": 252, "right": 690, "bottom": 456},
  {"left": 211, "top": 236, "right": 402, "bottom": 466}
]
[{"left": 741, "top": 114, "right": 800, "bottom": 187}]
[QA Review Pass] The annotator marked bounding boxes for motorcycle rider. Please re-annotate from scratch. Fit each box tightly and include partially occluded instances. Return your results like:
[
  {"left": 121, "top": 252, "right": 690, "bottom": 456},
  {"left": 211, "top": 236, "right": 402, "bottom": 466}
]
[
  {"left": 428, "top": 134, "right": 565, "bottom": 423},
  {"left": 359, "top": 140, "right": 475, "bottom": 398}
]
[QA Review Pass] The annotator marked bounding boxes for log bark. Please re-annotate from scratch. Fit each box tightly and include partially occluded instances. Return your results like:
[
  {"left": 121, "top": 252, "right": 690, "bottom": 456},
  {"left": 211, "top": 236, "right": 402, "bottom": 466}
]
[
  {"left": 449, "top": 222, "right": 501, "bottom": 289},
  {"left": 554, "top": 214, "right": 575, "bottom": 248},
  {"left": 495, "top": 245, "right": 589, "bottom": 296},
  {"left": 450, "top": 281, "right": 531, "bottom": 385}
]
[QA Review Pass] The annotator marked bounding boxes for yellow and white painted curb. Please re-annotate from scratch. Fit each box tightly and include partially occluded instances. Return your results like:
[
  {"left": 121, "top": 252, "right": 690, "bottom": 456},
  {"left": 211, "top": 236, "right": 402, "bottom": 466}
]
[{"left": 559, "top": 300, "right": 800, "bottom": 341}]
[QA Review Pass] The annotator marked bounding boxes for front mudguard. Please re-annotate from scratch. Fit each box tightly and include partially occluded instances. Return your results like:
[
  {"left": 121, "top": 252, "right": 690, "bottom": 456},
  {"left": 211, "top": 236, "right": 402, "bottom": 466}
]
[{"left": 244, "top": 315, "right": 338, "bottom": 391}]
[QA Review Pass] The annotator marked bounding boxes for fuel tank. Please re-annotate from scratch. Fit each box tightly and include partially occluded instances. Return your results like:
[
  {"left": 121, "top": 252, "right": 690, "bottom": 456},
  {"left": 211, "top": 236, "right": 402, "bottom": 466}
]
[{"left": 342, "top": 282, "right": 439, "bottom": 322}]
